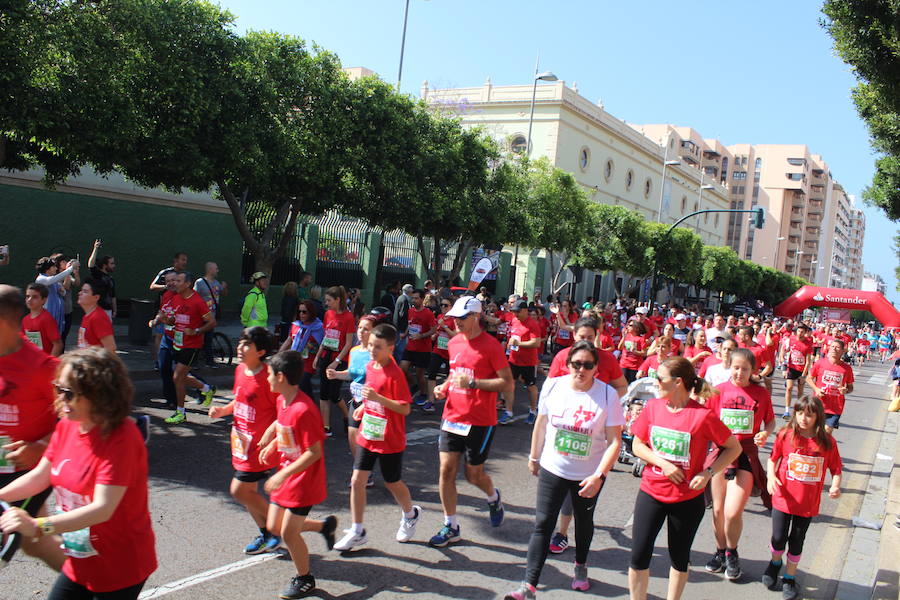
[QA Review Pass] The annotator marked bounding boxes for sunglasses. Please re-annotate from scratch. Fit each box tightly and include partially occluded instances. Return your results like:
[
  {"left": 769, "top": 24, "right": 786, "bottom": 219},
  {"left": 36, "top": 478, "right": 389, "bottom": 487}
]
[
  {"left": 52, "top": 382, "right": 76, "bottom": 402},
  {"left": 441, "top": 303, "right": 452, "bottom": 308},
  {"left": 297, "top": 309, "right": 308, "bottom": 314},
  {"left": 569, "top": 361, "right": 596, "bottom": 371}
]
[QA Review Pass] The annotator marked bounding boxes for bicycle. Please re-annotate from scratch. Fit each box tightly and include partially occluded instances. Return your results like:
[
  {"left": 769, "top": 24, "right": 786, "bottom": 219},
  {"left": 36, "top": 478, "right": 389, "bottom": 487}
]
[
  {"left": 1, "top": 500, "right": 22, "bottom": 569},
  {"left": 206, "top": 331, "right": 233, "bottom": 367}
]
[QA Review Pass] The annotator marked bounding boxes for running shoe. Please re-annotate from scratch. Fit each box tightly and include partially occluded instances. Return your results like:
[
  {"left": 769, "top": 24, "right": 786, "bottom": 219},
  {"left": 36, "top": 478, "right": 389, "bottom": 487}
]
[
  {"left": 200, "top": 385, "right": 216, "bottom": 408},
  {"left": 548, "top": 532, "right": 569, "bottom": 554},
  {"left": 422, "top": 401, "right": 435, "bottom": 413},
  {"left": 280, "top": 574, "right": 316, "bottom": 599},
  {"left": 333, "top": 528, "right": 367, "bottom": 552},
  {"left": 263, "top": 534, "right": 281, "bottom": 553},
  {"left": 428, "top": 523, "right": 461, "bottom": 547},
  {"left": 164, "top": 411, "right": 186, "bottom": 425},
  {"left": 395, "top": 505, "right": 421, "bottom": 543},
  {"left": 725, "top": 551, "right": 742, "bottom": 580},
  {"left": 572, "top": 561, "right": 590, "bottom": 591},
  {"left": 503, "top": 582, "right": 536, "bottom": 600},
  {"left": 705, "top": 550, "right": 725, "bottom": 573},
  {"left": 488, "top": 489, "right": 505, "bottom": 527},
  {"left": 782, "top": 410, "right": 791, "bottom": 421},
  {"left": 244, "top": 533, "right": 269, "bottom": 554},
  {"left": 413, "top": 394, "right": 428, "bottom": 407},
  {"left": 320, "top": 515, "right": 337, "bottom": 550},
  {"left": 135, "top": 415, "right": 150, "bottom": 444},
  {"left": 782, "top": 577, "right": 799, "bottom": 600},
  {"left": 525, "top": 411, "right": 536, "bottom": 426},
  {"left": 498, "top": 411, "right": 514, "bottom": 425},
  {"left": 762, "top": 560, "right": 782, "bottom": 589},
  {"left": 366, "top": 473, "right": 375, "bottom": 488},
  {"left": 324, "top": 426, "right": 333, "bottom": 438}
]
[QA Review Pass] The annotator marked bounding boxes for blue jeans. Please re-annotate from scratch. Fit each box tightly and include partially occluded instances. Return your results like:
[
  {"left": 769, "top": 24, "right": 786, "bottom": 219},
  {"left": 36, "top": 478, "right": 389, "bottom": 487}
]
[
  {"left": 158, "top": 337, "right": 176, "bottom": 407},
  {"left": 393, "top": 333, "right": 408, "bottom": 363}
]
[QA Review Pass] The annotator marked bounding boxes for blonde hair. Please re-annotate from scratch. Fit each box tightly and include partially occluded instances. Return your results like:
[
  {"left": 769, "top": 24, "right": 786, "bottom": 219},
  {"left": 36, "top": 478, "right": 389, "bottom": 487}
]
[{"left": 283, "top": 281, "right": 298, "bottom": 298}]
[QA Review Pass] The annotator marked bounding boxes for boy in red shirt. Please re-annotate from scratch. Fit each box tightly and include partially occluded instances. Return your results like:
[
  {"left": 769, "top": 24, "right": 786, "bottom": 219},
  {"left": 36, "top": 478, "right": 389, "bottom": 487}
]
[
  {"left": 806, "top": 339, "right": 855, "bottom": 435},
  {"left": 334, "top": 323, "right": 421, "bottom": 551},
  {"left": 400, "top": 290, "right": 437, "bottom": 406},
  {"left": 22, "top": 283, "right": 61, "bottom": 356},
  {"left": 783, "top": 325, "right": 814, "bottom": 420},
  {"left": 506, "top": 301, "right": 543, "bottom": 425},
  {"left": 258, "top": 351, "right": 333, "bottom": 600}
]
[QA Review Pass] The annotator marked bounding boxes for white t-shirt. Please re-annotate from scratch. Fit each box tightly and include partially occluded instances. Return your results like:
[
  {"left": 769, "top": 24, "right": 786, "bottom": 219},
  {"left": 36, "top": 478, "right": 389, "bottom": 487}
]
[
  {"left": 706, "top": 327, "right": 727, "bottom": 352},
  {"left": 537, "top": 375, "right": 626, "bottom": 481},
  {"left": 705, "top": 363, "right": 732, "bottom": 387}
]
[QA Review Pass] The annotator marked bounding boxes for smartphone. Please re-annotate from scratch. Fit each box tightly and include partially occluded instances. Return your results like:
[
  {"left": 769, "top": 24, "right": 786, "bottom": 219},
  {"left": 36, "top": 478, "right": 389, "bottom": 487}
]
[{"left": 0, "top": 245, "right": 8, "bottom": 264}]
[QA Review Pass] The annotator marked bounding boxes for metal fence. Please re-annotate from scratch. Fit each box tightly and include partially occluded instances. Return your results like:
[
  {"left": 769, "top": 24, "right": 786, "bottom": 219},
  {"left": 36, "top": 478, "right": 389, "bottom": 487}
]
[
  {"left": 312, "top": 211, "right": 365, "bottom": 290},
  {"left": 239, "top": 202, "right": 304, "bottom": 286}
]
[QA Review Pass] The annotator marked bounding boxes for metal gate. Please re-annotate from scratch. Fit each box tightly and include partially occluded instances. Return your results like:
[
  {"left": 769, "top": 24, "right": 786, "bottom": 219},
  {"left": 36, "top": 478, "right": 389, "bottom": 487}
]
[{"left": 311, "top": 211, "right": 365, "bottom": 290}]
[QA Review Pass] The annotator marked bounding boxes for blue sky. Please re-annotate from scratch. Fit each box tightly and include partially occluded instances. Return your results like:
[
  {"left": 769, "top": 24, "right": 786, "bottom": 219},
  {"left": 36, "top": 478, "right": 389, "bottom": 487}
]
[{"left": 216, "top": 0, "right": 898, "bottom": 304}]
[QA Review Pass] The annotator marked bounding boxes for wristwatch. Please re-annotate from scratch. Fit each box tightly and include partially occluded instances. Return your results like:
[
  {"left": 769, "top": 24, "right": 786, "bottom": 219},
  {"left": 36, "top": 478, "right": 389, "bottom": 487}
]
[
  {"left": 706, "top": 467, "right": 714, "bottom": 478},
  {"left": 467, "top": 378, "right": 478, "bottom": 390},
  {"left": 35, "top": 517, "right": 55, "bottom": 537}
]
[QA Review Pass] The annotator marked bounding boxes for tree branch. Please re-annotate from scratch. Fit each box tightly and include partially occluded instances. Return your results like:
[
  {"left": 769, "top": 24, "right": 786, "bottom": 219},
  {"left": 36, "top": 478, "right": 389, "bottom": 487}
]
[
  {"left": 260, "top": 200, "right": 292, "bottom": 252},
  {"left": 218, "top": 181, "right": 259, "bottom": 254},
  {"left": 273, "top": 204, "right": 302, "bottom": 261}
]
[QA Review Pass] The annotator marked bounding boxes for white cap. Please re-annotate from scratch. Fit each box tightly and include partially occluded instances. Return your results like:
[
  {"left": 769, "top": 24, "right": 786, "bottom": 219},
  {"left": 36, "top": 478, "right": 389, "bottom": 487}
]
[
  {"left": 635, "top": 306, "right": 648, "bottom": 314},
  {"left": 675, "top": 313, "right": 687, "bottom": 321},
  {"left": 402, "top": 284, "right": 414, "bottom": 293},
  {"left": 447, "top": 296, "right": 483, "bottom": 318}
]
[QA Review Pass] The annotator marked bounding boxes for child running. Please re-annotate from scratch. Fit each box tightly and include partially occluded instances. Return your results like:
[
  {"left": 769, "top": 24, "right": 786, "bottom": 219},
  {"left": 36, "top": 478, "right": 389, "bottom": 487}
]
[
  {"left": 333, "top": 323, "right": 422, "bottom": 551},
  {"left": 763, "top": 395, "right": 841, "bottom": 600},
  {"left": 258, "top": 351, "right": 336, "bottom": 599}
]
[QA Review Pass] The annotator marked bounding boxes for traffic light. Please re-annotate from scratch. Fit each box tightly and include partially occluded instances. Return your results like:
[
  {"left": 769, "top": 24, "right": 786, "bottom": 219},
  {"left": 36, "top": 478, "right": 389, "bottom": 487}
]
[{"left": 754, "top": 207, "right": 765, "bottom": 229}]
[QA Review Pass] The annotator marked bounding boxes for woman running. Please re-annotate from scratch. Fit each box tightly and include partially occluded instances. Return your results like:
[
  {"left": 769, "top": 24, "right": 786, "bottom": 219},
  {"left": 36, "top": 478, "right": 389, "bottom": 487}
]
[
  {"left": 552, "top": 300, "right": 578, "bottom": 355},
  {"left": 628, "top": 357, "right": 741, "bottom": 600},
  {"left": 618, "top": 320, "right": 648, "bottom": 384},
  {"left": 313, "top": 286, "right": 356, "bottom": 437},
  {"left": 503, "top": 341, "right": 624, "bottom": 599},
  {"left": 683, "top": 329, "right": 713, "bottom": 371},
  {"left": 279, "top": 299, "right": 324, "bottom": 399}
]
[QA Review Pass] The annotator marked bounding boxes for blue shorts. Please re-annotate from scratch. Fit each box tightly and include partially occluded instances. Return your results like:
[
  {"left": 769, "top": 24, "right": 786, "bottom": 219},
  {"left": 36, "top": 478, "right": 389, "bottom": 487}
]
[
  {"left": 825, "top": 413, "right": 841, "bottom": 429},
  {"left": 153, "top": 322, "right": 165, "bottom": 335}
]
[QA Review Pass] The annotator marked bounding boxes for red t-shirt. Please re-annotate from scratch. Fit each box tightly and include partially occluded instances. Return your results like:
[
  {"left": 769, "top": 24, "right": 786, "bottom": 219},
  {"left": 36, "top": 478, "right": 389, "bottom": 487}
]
[
  {"left": 638, "top": 355, "right": 663, "bottom": 379},
  {"left": 548, "top": 347, "right": 623, "bottom": 384},
  {"left": 21, "top": 310, "right": 60, "bottom": 354},
  {"left": 231, "top": 365, "right": 279, "bottom": 472},
  {"left": 358, "top": 360, "right": 411, "bottom": 454},
  {"left": 45, "top": 419, "right": 156, "bottom": 593},
  {"left": 810, "top": 358, "right": 855, "bottom": 416},
  {"left": 433, "top": 314, "right": 455, "bottom": 359},
  {"left": 619, "top": 334, "right": 647, "bottom": 370},
  {"left": 443, "top": 331, "right": 509, "bottom": 426},
  {"left": 812, "top": 330, "right": 826, "bottom": 348},
  {"left": 631, "top": 397, "right": 733, "bottom": 503},
  {"left": 270, "top": 392, "right": 327, "bottom": 508},
  {"left": 508, "top": 317, "right": 542, "bottom": 367},
  {"left": 787, "top": 336, "right": 813, "bottom": 371},
  {"left": 771, "top": 429, "right": 842, "bottom": 518},
  {"left": 554, "top": 312, "right": 578, "bottom": 346},
  {"left": 0, "top": 337, "right": 58, "bottom": 464},
  {"left": 406, "top": 306, "right": 438, "bottom": 353},
  {"left": 171, "top": 292, "right": 211, "bottom": 350},
  {"left": 856, "top": 338, "right": 870, "bottom": 352},
  {"left": 708, "top": 381, "right": 774, "bottom": 441},
  {"left": 596, "top": 333, "right": 615, "bottom": 352},
  {"left": 738, "top": 341, "right": 770, "bottom": 375},
  {"left": 668, "top": 338, "right": 682, "bottom": 357},
  {"left": 78, "top": 308, "right": 114, "bottom": 349},
  {"left": 160, "top": 290, "right": 177, "bottom": 340},
  {"left": 684, "top": 345, "right": 712, "bottom": 362},
  {"left": 321, "top": 310, "right": 355, "bottom": 355},
  {"left": 537, "top": 316, "right": 551, "bottom": 341},
  {"left": 495, "top": 310, "right": 514, "bottom": 341}
]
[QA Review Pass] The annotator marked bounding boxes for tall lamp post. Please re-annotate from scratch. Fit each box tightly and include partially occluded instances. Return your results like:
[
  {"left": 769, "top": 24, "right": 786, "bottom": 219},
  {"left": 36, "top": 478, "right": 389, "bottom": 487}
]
[
  {"left": 794, "top": 250, "right": 804, "bottom": 276},
  {"left": 526, "top": 62, "right": 558, "bottom": 157},
  {"left": 396, "top": 0, "right": 410, "bottom": 91},
  {"left": 656, "top": 133, "right": 681, "bottom": 222},
  {"left": 696, "top": 168, "right": 714, "bottom": 233}
]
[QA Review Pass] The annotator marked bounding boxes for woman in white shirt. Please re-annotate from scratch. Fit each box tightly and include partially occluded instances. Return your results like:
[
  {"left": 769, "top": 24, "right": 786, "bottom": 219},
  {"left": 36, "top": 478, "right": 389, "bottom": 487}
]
[{"left": 503, "top": 340, "right": 624, "bottom": 600}]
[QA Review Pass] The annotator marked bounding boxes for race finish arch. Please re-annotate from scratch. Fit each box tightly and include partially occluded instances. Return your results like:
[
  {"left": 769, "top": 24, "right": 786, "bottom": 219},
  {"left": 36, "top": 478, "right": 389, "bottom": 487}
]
[{"left": 774, "top": 286, "right": 900, "bottom": 328}]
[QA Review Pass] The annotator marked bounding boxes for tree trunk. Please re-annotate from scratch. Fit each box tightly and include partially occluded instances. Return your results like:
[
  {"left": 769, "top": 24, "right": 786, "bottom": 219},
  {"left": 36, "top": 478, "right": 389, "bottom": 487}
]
[
  {"left": 448, "top": 241, "right": 472, "bottom": 286},
  {"left": 416, "top": 237, "right": 438, "bottom": 284},
  {"left": 551, "top": 251, "right": 569, "bottom": 295}
]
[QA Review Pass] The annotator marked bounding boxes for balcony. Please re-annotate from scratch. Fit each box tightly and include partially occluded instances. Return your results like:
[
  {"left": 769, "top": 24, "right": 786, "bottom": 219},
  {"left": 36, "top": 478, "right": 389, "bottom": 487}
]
[{"left": 808, "top": 200, "right": 824, "bottom": 215}]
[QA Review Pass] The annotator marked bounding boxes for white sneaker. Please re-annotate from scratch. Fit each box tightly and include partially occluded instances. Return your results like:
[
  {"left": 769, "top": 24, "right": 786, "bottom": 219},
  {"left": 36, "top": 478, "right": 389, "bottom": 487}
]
[
  {"left": 396, "top": 506, "right": 421, "bottom": 543},
  {"left": 333, "top": 528, "right": 368, "bottom": 551}
]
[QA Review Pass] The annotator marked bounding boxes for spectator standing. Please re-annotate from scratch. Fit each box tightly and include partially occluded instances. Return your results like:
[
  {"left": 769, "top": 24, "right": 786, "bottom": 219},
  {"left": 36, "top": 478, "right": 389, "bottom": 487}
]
[
  {"left": 35, "top": 256, "right": 78, "bottom": 336},
  {"left": 56, "top": 255, "right": 80, "bottom": 348},
  {"left": 195, "top": 262, "right": 227, "bottom": 366},
  {"left": 241, "top": 272, "right": 269, "bottom": 329},
  {"left": 281, "top": 282, "right": 300, "bottom": 332},
  {"left": 87, "top": 239, "right": 117, "bottom": 320},
  {"left": 379, "top": 281, "right": 399, "bottom": 314},
  {"left": 393, "top": 284, "right": 414, "bottom": 361},
  {"left": 297, "top": 272, "right": 312, "bottom": 301}
]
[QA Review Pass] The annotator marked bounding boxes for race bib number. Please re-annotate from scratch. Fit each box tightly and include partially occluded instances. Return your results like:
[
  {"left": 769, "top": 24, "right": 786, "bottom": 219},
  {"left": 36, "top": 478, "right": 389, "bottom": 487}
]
[
  {"left": 349, "top": 381, "right": 365, "bottom": 404},
  {"left": 720, "top": 408, "right": 753, "bottom": 435},
  {"left": 650, "top": 426, "right": 691, "bottom": 465},
  {"left": 624, "top": 340, "right": 634, "bottom": 352},
  {"left": 0, "top": 435, "right": 13, "bottom": 474},
  {"left": 231, "top": 427, "right": 252, "bottom": 461},
  {"left": 408, "top": 324, "right": 422, "bottom": 336},
  {"left": 441, "top": 420, "right": 472, "bottom": 437},
  {"left": 558, "top": 329, "right": 571, "bottom": 340},
  {"left": 322, "top": 328, "right": 340, "bottom": 351},
  {"left": 648, "top": 368, "right": 658, "bottom": 380},
  {"left": 360, "top": 412, "right": 388, "bottom": 441},
  {"left": 789, "top": 349, "right": 805, "bottom": 367},
  {"left": 24, "top": 331, "right": 42, "bottom": 349},
  {"left": 786, "top": 452, "right": 824, "bottom": 483},
  {"left": 498, "top": 322, "right": 509, "bottom": 335},
  {"left": 275, "top": 423, "right": 299, "bottom": 457},
  {"left": 437, "top": 334, "right": 449, "bottom": 350},
  {"left": 553, "top": 428, "right": 592, "bottom": 459},
  {"left": 174, "top": 330, "right": 184, "bottom": 348},
  {"left": 77, "top": 327, "right": 87, "bottom": 349},
  {"left": 60, "top": 525, "right": 98, "bottom": 558}
]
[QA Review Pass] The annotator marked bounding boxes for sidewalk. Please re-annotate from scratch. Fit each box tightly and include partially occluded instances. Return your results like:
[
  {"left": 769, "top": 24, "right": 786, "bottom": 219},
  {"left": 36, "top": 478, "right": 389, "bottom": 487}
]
[{"left": 872, "top": 410, "right": 900, "bottom": 600}]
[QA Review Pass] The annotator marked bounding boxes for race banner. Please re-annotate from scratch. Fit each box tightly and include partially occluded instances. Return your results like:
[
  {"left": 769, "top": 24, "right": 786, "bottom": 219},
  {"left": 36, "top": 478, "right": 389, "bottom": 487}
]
[{"left": 468, "top": 256, "right": 497, "bottom": 290}]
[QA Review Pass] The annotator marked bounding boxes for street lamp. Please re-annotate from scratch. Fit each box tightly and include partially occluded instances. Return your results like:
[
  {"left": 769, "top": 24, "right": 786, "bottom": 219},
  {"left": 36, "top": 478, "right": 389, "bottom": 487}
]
[
  {"left": 526, "top": 64, "right": 558, "bottom": 157},
  {"left": 795, "top": 250, "right": 804, "bottom": 276},
  {"left": 656, "top": 133, "right": 680, "bottom": 223},
  {"left": 696, "top": 168, "right": 714, "bottom": 234}
]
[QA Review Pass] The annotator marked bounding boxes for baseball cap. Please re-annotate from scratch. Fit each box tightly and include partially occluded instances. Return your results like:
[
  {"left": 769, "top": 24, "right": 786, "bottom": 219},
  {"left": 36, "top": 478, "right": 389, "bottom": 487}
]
[
  {"left": 402, "top": 284, "right": 414, "bottom": 293},
  {"left": 675, "top": 313, "right": 687, "bottom": 321},
  {"left": 635, "top": 306, "right": 648, "bottom": 314},
  {"left": 512, "top": 300, "right": 529, "bottom": 311},
  {"left": 251, "top": 271, "right": 268, "bottom": 282},
  {"left": 447, "top": 296, "right": 483, "bottom": 318}
]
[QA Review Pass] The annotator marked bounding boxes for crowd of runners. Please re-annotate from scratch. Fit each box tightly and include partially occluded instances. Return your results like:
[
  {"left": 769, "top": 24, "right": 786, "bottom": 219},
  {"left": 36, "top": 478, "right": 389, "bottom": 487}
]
[{"left": 0, "top": 257, "right": 896, "bottom": 599}]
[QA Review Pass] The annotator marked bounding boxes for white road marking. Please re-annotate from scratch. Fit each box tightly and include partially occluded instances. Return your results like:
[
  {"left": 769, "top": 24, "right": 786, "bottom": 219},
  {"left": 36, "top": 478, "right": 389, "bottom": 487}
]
[
  {"left": 876, "top": 453, "right": 893, "bottom": 461},
  {"left": 624, "top": 513, "right": 634, "bottom": 529},
  {"left": 867, "top": 374, "right": 888, "bottom": 386},
  {"left": 138, "top": 553, "right": 281, "bottom": 598}
]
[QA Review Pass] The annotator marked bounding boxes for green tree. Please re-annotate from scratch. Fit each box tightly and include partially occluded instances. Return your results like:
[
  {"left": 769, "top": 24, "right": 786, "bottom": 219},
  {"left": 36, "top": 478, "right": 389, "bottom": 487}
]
[{"left": 697, "top": 245, "right": 742, "bottom": 297}]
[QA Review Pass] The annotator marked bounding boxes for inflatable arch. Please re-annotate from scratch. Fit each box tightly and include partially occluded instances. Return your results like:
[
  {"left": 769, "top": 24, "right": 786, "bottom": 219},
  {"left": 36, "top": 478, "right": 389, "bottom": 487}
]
[{"left": 774, "top": 286, "right": 900, "bottom": 328}]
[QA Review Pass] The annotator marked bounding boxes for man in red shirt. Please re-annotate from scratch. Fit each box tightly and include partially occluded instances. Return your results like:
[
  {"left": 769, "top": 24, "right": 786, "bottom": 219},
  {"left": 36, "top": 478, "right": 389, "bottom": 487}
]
[
  {"left": 161, "top": 272, "right": 216, "bottom": 425},
  {"left": 22, "top": 283, "right": 62, "bottom": 356},
  {"left": 737, "top": 326, "right": 773, "bottom": 378},
  {"left": 401, "top": 290, "right": 437, "bottom": 406},
  {"left": 505, "top": 301, "right": 543, "bottom": 425},
  {"left": 807, "top": 339, "right": 855, "bottom": 434},
  {"left": 783, "top": 324, "right": 814, "bottom": 419},
  {"left": 547, "top": 316, "right": 627, "bottom": 396},
  {"left": 77, "top": 280, "right": 116, "bottom": 352},
  {"left": 431, "top": 296, "right": 513, "bottom": 547}
]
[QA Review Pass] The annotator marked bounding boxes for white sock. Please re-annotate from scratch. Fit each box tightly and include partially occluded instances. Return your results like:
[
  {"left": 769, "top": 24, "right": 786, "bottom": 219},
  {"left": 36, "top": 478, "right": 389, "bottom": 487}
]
[
  {"left": 201, "top": 384, "right": 211, "bottom": 393},
  {"left": 351, "top": 522, "right": 364, "bottom": 534},
  {"left": 177, "top": 407, "right": 186, "bottom": 415},
  {"left": 403, "top": 507, "right": 417, "bottom": 519},
  {"left": 487, "top": 490, "right": 499, "bottom": 503},
  {"left": 444, "top": 514, "right": 458, "bottom": 528}
]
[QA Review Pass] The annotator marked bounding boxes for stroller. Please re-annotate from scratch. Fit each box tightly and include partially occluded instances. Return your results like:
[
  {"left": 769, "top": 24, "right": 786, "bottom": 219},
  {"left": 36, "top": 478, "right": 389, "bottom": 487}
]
[{"left": 618, "top": 377, "right": 658, "bottom": 477}]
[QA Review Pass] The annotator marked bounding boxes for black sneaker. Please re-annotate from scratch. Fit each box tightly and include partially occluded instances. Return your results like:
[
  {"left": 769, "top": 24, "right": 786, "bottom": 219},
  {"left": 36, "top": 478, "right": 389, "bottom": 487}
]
[
  {"left": 762, "top": 560, "right": 782, "bottom": 589},
  {"left": 321, "top": 515, "right": 337, "bottom": 550},
  {"left": 782, "top": 577, "right": 799, "bottom": 600},
  {"left": 705, "top": 550, "right": 725, "bottom": 573},
  {"left": 725, "top": 551, "right": 742, "bottom": 581},
  {"left": 280, "top": 574, "right": 316, "bottom": 599}
]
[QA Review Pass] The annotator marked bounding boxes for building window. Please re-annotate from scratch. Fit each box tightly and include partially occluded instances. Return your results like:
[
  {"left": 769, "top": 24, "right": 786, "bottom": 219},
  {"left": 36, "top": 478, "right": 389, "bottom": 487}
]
[
  {"left": 604, "top": 159, "right": 614, "bottom": 181},
  {"left": 644, "top": 177, "right": 652, "bottom": 198},
  {"left": 625, "top": 169, "right": 634, "bottom": 191},
  {"left": 787, "top": 158, "right": 806, "bottom": 166},
  {"left": 733, "top": 171, "right": 747, "bottom": 180},
  {"left": 787, "top": 173, "right": 804, "bottom": 181},
  {"left": 510, "top": 135, "right": 527, "bottom": 154},
  {"left": 704, "top": 212, "right": 709, "bottom": 223},
  {"left": 578, "top": 147, "right": 590, "bottom": 171},
  {"left": 755, "top": 157, "right": 762, "bottom": 170},
  {"left": 693, "top": 201, "right": 699, "bottom": 213},
  {"left": 715, "top": 214, "right": 720, "bottom": 227},
  {"left": 681, "top": 196, "right": 687, "bottom": 212}
]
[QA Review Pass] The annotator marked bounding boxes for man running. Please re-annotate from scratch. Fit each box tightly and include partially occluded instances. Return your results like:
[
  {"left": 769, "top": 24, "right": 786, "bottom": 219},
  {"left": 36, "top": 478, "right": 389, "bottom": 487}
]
[
  {"left": 807, "top": 339, "right": 855, "bottom": 435},
  {"left": 783, "top": 324, "right": 814, "bottom": 419},
  {"left": 400, "top": 289, "right": 437, "bottom": 407},
  {"left": 506, "top": 301, "right": 542, "bottom": 425},
  {"left": 149, "top": 252, "right": 188, "bottom": 363},
  {"left": 430, "top": 296, "right": 513, "bottom": 547}
]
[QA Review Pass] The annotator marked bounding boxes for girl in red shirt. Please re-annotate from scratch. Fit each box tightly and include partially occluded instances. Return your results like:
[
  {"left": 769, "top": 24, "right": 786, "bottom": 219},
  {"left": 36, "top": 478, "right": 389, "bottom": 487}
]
[
  {"left": 313, "top": 286, "right": 356, "bottom": 437},
  {"left": 762, "top": 396, "right": 841, "bottom": 599},
  {"left": 552, "top": 301, "right": 578, "bottom": 353},
  {"left": 618, "top": 321, "right": 648, "bottom": 383},
  {"left": 683, "top": 329, "right": 713, "bottom": 371}
]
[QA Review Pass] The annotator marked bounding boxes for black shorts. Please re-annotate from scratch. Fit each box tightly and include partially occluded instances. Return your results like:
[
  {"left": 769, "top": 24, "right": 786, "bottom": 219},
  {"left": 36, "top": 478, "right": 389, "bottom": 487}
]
[
  {"left": 427, "top": 353, "right": 450, "bottom": 381},
  {"left": 402, "top": 350, "right": 430, "bottom": 369},
  {"left": 438, "top": 424, "right": 495, "bottom": 466},
  {"left": 510, "top": 364, "right": 537, "bottom": 387},
  {"left": 173, "top": 347, "right": 200, "bottom": 367},
  {"left": 347, "top": 400, "right": 363, "bottom": 428},
  {"left": 353, "top": 447, "right": 403, "bottom": 483},
  {"left": 275, "top": 503, "right": 313, "bottom": 517},
  {"left": 0, "top": 471, "right": 51, "bottom": 516},
  {"left": 233, "top": 469, "right": 272, "bottom": 483},
  {"left": 825, "top": 413, "right": 841, "bottom": 429},
  {"left": 724, "top": 451, "right": 753, "bottom": 479},
  {"left": 786, "top": 367, "right": 804, "bottom": 380}
]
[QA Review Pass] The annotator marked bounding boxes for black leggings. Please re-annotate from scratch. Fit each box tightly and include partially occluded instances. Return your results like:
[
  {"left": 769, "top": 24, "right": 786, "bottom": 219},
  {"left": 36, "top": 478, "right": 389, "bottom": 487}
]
[
  {"left": 525, "top": 468, "right": 601, "bottom": 586},
  {"left": 317, "top": 352, "right": 346, "bottom": 403},
  {"left": 630, "top": 490, "right": 706, "bottom": 572},
  {"left": 770, "top": 508, "right": 811, "bottom": 559},
  {"left": 623, "top": 368, "right": 638, "bottom": 384},
  {"left": 48, "top": 574, "right": 145, "bottom": 600}
]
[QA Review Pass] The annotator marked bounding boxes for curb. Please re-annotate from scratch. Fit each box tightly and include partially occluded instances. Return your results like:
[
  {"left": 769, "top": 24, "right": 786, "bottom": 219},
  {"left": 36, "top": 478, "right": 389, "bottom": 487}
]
[{"left": 871, "top": 410, "right": 900, "bottom": 600}]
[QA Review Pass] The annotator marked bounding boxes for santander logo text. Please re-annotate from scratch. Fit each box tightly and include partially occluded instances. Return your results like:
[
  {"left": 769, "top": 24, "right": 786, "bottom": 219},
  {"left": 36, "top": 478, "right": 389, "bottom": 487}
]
[{"left": 815, "top": 294, "right": 867, "bottom": 305}]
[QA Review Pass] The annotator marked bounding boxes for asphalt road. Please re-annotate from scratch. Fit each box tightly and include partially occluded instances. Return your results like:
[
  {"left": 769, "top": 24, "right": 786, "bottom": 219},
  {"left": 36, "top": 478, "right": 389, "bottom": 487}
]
[{"left": 4, "top": 357, "right": 894, "bottom": 600}]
